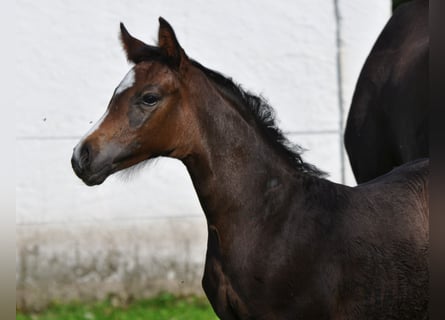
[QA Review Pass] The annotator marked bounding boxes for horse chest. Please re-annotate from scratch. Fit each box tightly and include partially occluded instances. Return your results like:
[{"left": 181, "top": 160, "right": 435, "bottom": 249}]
[
  {"left": 202, "top": 226, "right": 251, "bottom": 318},
  {"left": 201, "top": 225, "right": 332, "bottom": 319}
]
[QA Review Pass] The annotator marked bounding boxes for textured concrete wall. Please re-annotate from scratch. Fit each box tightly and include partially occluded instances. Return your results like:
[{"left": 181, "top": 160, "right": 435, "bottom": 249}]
[
  {"left": 17, "top": 219, "right": 208, "bottom": 310},
  {"left": 15, "top": 0, "right": 390, "bottom": 310}
]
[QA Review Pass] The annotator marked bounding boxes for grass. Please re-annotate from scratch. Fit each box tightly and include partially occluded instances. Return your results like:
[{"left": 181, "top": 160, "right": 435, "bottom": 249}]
[{"left": 16, "top": 293, "right": 219, "bottom": 320}]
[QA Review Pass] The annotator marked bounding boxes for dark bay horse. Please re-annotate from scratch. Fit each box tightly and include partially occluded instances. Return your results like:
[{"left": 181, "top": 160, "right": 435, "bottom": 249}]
[
  {"left": 344, "top": 0, "right": 428, "bottom": 183},
  {"left": 71, "top": 18, "right": 429, "bottom": 319}
]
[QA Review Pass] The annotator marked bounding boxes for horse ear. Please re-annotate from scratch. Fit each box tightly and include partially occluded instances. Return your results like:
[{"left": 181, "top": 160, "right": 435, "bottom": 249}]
[
  {"left": 158, "top": 17, "right": 186, "bottom": 68},
  {"left": 120, "top": 22, "right": 160, "bottom": 63}
]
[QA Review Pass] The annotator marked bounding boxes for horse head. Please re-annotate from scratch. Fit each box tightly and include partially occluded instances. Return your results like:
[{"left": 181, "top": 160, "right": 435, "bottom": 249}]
[{"left": 72, "top": 18, "right": 198, "bottom": 186}]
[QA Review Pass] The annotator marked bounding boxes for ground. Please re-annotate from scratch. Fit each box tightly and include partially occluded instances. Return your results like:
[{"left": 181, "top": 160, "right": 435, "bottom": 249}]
[{"left": 16, "top": 294, "right": 218, "bottom": 320}]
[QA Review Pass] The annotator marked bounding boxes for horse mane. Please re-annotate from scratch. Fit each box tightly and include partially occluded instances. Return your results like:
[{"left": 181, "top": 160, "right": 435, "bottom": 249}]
[{"left": 190, "top": 60, "right": 326, "bottom": 178}]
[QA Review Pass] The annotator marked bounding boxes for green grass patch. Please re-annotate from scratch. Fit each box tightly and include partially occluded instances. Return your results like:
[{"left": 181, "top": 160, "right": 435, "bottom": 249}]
[{"left": 17, "top": 293, "right": 218, "bottom": 320}]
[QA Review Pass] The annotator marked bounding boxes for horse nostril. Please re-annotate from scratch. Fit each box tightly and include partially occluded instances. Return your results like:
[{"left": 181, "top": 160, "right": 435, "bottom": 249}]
[{"left": 79, "top": 143, "right": 92, "bottom": 168}]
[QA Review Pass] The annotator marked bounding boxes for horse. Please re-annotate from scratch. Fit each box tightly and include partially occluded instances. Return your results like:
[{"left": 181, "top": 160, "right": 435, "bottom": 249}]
[
  {"left": 71, "top": 18, "right": 429, "bottom": 319},
  {"left": 344, "top": 0, "right": 429, "bottom": 184}
]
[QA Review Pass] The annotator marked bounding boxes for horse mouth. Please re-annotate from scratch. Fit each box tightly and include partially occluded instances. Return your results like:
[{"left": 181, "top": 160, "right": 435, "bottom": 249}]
[
  {"left": 83, "top": 168, "right": 112, "bottom": 186},
  {"left": 74, "top": 164, "right": 115, "bottom": 186},
  {"left": 71, "top": 149, "right": 148, "bottom": 186},
  {"left": 74, "top": 155, "right": 138, "bottom": 186}
]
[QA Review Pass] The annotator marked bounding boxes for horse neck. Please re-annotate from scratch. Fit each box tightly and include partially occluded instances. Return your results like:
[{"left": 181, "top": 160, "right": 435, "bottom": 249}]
[{"left": 181, "top": 68, "right": 306, "bottom": 228}]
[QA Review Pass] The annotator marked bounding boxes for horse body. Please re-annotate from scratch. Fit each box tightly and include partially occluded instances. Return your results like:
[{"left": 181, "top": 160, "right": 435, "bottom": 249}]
[
  {"left": 71, "top": 18, "right": 428, "bottom": 319},
  {"left": 182, "top": 64, "right": 428, "bottom": 319},
  {"left": 344, "top": 0, "right": 429, "bottom": 183}
]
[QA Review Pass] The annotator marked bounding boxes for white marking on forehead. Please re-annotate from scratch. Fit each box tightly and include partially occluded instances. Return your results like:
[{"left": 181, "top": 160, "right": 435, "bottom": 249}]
[
  {"left": 73, "top": 68, "right": 135, "bottom": 162},
  {"left": 115, "top": 68, "right": 136, "bottom": 96}
]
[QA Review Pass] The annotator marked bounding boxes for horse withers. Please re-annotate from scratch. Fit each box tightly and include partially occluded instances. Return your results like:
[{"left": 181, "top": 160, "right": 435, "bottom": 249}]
[
  {"left": 344, "top": 0, "right": 429, "bottom": 184},
  {"left": 72, "top": 18, "right": 428, "bottom": 319}
]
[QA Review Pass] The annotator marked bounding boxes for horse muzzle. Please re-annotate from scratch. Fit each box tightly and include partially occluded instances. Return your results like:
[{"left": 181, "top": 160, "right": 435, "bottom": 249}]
[{"left": 71, "top": 142, "right": 114, "bottom": 186}]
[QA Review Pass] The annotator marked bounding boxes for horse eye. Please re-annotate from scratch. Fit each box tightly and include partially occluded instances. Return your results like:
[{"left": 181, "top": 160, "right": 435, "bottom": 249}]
[{"left": 141, "top": 94, "right": 159, "bottom": 106}]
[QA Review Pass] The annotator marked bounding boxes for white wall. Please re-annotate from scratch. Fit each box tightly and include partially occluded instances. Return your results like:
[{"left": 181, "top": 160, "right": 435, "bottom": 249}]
[{"left": 15, "top": 0, "right": 390, "bottom": 309}]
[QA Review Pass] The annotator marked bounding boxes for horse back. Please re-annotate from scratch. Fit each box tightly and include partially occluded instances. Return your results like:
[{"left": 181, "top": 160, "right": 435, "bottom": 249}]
[{"left": 356, "top": 158, "right": 429, "bottom": 225}]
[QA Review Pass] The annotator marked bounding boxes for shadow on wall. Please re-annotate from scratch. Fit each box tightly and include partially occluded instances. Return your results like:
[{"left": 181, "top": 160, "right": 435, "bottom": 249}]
[{"left": 16, "top": 218, "right": 208, "bottom": 312}]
